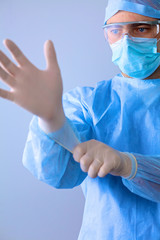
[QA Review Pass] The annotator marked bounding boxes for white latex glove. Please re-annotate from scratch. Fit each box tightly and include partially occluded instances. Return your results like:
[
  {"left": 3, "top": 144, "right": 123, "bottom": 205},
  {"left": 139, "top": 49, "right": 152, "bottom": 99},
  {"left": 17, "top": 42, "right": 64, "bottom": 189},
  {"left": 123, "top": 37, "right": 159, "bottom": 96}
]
[
  {"left": 0, "top": 39, "right": 65, "bottom": 131},
  {"left": 73, "top": 140, "right": 132, "bottom": 178}
]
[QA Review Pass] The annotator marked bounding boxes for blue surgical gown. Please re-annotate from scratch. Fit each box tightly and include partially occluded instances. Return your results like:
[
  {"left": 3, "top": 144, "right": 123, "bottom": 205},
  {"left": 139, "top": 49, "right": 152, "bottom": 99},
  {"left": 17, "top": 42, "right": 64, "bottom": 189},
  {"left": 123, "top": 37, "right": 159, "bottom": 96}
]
[{"left": 23, "top": 74, "right": 160, "bottom": 240}]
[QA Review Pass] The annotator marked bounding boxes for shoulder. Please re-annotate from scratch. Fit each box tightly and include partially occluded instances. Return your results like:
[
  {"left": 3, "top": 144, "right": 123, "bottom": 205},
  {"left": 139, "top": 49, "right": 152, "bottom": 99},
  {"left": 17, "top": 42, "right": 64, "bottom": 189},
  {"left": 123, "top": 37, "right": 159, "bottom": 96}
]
[
  {"left": 63, "top": 79, "right": 112, "bottom": 106},
  {"left": 62, "top": 79, "right": 115, "bottom": 128}
]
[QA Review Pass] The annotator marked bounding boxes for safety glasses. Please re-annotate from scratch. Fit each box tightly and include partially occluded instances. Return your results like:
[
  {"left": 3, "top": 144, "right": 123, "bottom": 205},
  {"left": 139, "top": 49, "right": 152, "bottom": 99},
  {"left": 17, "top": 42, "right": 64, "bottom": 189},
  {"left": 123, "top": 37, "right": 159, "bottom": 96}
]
[{"left": 103, "top": 20, "right": 160, "bottom": 44}]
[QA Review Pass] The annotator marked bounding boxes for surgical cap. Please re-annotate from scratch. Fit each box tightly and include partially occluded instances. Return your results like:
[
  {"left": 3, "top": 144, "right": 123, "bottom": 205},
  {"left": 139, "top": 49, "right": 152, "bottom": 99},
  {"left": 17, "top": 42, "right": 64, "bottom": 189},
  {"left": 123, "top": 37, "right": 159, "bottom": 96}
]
[{"left": 105, "top": 0, "right": 160, "bottom": 23}]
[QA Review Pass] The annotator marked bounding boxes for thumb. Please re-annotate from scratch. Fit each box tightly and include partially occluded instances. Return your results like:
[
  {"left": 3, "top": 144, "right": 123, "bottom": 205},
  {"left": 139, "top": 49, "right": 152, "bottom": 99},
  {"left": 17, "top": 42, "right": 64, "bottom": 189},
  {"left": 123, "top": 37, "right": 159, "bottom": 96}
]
[{"left": 44, "top": 40, "right": 59, "bottom": 70}]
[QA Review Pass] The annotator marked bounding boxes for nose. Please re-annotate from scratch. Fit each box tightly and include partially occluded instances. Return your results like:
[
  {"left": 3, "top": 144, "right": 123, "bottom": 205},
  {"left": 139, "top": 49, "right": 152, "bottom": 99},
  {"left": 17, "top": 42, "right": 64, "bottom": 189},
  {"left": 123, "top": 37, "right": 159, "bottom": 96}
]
[
  {"left": 121, "top": 31, "right": 132, "bottom": 40},
  {"left": 121, "top": 26, "right": 132, "bottom": 38}
]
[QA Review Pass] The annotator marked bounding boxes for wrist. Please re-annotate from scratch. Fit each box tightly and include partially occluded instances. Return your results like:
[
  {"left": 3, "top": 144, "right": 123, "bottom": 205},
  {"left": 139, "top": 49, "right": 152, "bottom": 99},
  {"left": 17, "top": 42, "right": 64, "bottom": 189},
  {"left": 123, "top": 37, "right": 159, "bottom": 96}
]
[
  {"left": 122, "top": 152, "right": 138, "bottom": 180},
  {"left": 118, "top": 152, "right": 132, "bottom": 178},
  {"left": 110, "top": 150, "right": 132, "bottom": 177},
  {"left": 38, "top": 110, "right": 66, "bottom": 133}
]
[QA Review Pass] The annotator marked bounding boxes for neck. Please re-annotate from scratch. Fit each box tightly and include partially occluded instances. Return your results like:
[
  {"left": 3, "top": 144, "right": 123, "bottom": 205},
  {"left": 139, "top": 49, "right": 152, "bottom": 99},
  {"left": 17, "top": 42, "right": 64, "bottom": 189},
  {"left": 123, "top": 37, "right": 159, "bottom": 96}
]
[{"left": 146, "top": 66, "right": 160, "bottom": 79}]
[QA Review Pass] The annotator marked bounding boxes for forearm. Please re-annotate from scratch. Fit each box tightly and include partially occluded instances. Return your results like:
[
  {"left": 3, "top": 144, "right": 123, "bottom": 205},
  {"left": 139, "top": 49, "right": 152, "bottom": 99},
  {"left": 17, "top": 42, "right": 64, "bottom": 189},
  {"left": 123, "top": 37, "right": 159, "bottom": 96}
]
[
  {"left": 122, "top": 153, "right": 160, "bottom": 202},
  {"left": 23, "top": 116, "right": 86, "bottom": 189},
  {"left": 38, "top": 117, "right": 80, "bottom": 153},
  {"left": 38, "top": 107, "right": 66, "bottom": 133}
]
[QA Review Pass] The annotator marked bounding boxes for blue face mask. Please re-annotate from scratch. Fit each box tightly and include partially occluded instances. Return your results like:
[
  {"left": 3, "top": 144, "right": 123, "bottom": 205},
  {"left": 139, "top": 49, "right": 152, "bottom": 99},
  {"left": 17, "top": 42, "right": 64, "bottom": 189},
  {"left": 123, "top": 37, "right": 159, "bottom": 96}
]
[{"left": 110, "top": 36, "right": 160, "bottom": 79}]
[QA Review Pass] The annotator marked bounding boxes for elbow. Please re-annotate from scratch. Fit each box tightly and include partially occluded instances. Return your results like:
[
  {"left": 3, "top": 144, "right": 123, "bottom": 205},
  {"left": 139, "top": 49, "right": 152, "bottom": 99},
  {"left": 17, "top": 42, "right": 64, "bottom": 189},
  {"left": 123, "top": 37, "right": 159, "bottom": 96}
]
[{"left": 38, "top": 175, "right": 77, "bottom": 189}]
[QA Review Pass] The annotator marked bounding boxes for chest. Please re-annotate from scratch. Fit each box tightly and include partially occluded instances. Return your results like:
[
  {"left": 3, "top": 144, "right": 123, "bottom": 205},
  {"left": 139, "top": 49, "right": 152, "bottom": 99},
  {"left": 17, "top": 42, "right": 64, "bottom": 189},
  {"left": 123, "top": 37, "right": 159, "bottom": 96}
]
[{"left": 93, "top": 97, "right": 160, "bottom": 154}]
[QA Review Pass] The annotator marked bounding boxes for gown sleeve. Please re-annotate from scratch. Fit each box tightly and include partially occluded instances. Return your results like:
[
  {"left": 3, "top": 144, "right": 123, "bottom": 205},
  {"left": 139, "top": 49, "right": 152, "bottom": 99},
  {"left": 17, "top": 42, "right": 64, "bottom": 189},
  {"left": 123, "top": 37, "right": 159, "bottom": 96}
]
[
  {"left": 122, "top": 153, "right": 160, "bottom": 202},
  {"left": 22, "top": 87, "right": 94, "bottom": 189}
]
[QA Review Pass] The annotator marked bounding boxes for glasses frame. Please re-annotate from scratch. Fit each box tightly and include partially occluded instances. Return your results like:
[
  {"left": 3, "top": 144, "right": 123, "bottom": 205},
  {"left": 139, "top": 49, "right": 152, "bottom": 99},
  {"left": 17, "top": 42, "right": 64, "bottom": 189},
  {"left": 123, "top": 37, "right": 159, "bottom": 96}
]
[
  {"left": 102, "top": 20, "right": 160, "bottom": 43},
  {"left": 102, "top": 20, "right": 160, "bottom": 29}
]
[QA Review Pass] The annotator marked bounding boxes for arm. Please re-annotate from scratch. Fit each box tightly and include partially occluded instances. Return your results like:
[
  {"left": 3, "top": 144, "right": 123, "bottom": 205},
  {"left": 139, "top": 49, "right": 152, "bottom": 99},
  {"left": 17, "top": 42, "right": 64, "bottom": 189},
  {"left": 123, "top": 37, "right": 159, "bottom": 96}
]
[
  {"left": 23, "top": 117, "right": 87, "bottom": 189},
  {"left": 0, "top": 39, "right": 92, "bottom": 188},
  {"left": 72, "top": 139, "right": 160, "bottom": 202},
  {"left": 122, "top": 153, "right": 160, "bottom": 202},
  {"left": 23, "top": 87, "right": 95, "bottom": 189}
]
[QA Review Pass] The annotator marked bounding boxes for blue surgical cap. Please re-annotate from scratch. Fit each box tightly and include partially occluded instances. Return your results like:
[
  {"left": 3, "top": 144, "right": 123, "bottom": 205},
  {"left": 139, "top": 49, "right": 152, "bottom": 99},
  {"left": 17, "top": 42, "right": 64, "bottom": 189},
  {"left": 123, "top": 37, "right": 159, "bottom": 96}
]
[{"left": 105, "top": 0, "right": 160, "bottom": 23}]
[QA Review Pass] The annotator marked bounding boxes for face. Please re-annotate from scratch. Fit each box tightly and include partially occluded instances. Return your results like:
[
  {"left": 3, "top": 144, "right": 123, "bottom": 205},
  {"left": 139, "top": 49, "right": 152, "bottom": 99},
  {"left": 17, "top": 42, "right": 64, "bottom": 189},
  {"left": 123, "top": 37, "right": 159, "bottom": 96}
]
[
  {"left": 107, "top": 11, "right": 160, "bottom": 79},
  {"left": 107, "top": 11, "right": 160, "bottom": 46}
]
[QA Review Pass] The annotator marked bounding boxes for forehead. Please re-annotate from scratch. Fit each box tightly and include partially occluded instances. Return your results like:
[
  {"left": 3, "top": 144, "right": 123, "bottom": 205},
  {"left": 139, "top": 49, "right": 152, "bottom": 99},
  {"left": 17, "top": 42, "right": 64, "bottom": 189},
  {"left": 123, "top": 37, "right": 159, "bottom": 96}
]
[{"left": 107, "top": 11, "right": 158, "bottom": 24}]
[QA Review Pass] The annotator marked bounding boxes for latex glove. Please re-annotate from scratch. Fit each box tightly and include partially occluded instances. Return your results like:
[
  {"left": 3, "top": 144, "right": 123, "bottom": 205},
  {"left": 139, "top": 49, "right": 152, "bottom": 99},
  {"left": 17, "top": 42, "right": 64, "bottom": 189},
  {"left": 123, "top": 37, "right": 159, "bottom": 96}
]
[
  {"left": 0, "top": 39, "right": 65, "bottom": 131},
  {"left": 73, "top": 140, "right": 132, "bottom": 178}
]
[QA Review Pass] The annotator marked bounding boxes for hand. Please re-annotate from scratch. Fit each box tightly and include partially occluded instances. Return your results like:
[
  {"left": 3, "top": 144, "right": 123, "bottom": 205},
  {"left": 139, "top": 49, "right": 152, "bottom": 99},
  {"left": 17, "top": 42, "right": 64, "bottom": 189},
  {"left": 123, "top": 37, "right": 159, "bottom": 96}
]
[
  {"left": 73, "top": 140, "right": 132, "bottom": 178},
  {"left": 0, "top": 39, "right": 65, "bottom": 130}
]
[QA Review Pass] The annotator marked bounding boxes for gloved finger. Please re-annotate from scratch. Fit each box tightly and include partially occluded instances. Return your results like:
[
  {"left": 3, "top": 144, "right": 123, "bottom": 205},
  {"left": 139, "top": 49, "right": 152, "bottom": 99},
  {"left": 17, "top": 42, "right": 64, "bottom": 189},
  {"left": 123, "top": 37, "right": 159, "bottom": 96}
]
[
  {"left": 73, "top": 142, "right": 87, "bottom": 163},
  {"left": 0, "top": 50, "right": 18, "bottom": 76},
  {"left": 3, "top": 39, "right": 30, "bottom": 67},
  {"left": 88, "top": 158, "right": 103, "bottom": 178},
  {"left": 0, "top": 66, "right": 15, "bottom": 87},
  {"left": 0, "top": 88, "right": 13, "bottom": 101},
  {"left": 44, "top": 40, "right": 59, "bottom": 71},
  {"left": 98, "top": 163, "right": 112, "bottom": 178},
  {"left": 80, "top": 154, "right": 93, "bottom": 172}
]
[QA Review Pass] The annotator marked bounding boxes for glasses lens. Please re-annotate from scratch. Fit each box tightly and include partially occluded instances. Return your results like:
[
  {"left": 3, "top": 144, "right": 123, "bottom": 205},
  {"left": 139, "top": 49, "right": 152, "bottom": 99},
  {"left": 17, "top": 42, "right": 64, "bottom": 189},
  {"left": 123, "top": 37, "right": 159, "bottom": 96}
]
[{"left": 104, "top": 23, "right": 159, "bottom": 44}]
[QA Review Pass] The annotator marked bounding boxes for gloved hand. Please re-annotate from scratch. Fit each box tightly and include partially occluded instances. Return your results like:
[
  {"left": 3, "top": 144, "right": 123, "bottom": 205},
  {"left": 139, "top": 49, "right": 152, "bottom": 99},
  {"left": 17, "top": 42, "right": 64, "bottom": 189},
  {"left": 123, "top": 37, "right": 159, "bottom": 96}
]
[
  {"left": 0, "top": 39, "right": 65, "bottom": 131},
  {"left": 73, "top": 139, "right": 132, "bottom": 178}
]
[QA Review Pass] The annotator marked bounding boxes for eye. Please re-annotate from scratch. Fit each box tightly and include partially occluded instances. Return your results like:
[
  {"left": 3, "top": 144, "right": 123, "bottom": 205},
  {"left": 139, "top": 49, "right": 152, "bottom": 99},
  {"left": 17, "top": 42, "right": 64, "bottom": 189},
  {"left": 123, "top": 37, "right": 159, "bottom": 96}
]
[
  {"left": 111, "top": 29, "right": 119, "bottom": 34},
  {"left": 137, "top": 27, "right": 150, "bottom": 33},
  {"left": 109, "top": 28, "right": 120, "bottom": 35},
  {"left": 138, "top": 27, "right": 146, "bottom": 32},
  {"left": 134, "top": 25, "right": 152, "bottom": 34}
]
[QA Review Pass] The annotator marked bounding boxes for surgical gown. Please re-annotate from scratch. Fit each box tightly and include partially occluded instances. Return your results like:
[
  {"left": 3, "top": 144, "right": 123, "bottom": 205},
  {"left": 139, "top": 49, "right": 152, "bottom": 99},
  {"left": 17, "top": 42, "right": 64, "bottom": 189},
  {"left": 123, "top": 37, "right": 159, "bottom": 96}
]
[{"left": 23, "top": 74, "right": 160, "bottom": 240}]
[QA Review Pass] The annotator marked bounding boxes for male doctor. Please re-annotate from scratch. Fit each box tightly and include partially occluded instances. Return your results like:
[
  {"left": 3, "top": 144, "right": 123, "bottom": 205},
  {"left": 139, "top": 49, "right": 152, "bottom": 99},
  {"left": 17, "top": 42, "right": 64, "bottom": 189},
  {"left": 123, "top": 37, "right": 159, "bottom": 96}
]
[{"left": 0, "top": 0, "right": 160, "bottom": 239}]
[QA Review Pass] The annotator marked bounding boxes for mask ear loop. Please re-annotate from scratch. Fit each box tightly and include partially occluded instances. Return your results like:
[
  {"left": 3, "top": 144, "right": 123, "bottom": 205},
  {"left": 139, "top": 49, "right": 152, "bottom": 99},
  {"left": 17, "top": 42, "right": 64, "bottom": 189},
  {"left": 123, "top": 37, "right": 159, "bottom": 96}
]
[
  {"left": 156, "top": 25, "right": 160, "bottom": 54},
  {"left": 155, "top": 24, "right": 160, "bottom": 43},
  {"left": 157, "top": 24, "right": 159, "bottom": 35}
]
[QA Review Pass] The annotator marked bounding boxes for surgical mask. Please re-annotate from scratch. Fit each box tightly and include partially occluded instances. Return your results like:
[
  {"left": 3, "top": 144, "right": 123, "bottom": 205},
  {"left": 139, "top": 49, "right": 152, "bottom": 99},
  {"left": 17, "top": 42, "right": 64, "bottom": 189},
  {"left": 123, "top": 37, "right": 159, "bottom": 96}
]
[{"left": 110, "top": 35, "right": 160, "bottom": 79}]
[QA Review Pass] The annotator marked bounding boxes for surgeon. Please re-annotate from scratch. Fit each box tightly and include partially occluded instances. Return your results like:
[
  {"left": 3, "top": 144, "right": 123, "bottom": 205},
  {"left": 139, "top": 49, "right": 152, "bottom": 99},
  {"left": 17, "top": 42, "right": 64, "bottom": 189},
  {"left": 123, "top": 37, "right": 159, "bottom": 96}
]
[{"left": 0, "top": 0, "right": 160, "bottom": 239}]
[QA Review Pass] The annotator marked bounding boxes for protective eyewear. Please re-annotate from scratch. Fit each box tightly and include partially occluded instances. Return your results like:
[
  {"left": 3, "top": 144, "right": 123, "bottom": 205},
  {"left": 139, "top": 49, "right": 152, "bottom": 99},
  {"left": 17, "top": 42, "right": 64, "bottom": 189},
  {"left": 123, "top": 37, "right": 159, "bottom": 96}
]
[{"left": 102, "top": 20, "right": 160, "bottom": 44}]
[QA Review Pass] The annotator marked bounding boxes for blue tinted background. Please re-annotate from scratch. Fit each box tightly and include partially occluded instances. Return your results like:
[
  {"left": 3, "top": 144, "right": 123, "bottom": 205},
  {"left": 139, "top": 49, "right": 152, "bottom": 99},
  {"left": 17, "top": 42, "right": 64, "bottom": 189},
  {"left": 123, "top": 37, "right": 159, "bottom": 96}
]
[{"left": 0, "top": 0, "right": 119, "bottom": 239}]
